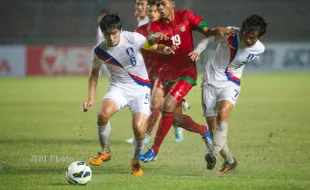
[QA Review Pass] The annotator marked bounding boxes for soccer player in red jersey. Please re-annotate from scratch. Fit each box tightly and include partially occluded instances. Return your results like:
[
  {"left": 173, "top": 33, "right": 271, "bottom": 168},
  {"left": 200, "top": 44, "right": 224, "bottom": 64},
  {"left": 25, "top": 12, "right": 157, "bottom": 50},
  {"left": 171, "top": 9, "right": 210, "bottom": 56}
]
[
  {"left": 138, "top": 0, "right": 236, "bottom": 163},
  {"left": 135, "top": 0, "right": 185, "bottom": 145}
]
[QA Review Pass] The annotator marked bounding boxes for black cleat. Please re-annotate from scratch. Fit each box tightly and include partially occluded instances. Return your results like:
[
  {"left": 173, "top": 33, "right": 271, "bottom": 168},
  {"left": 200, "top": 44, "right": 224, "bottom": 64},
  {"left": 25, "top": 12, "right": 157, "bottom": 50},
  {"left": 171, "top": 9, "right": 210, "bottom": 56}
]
[
  {"left": 217, "top": 157, "right": 237, "bottom": 174},
  {"left": 205, "top": 153, "right": 217, "bottom": 170}
]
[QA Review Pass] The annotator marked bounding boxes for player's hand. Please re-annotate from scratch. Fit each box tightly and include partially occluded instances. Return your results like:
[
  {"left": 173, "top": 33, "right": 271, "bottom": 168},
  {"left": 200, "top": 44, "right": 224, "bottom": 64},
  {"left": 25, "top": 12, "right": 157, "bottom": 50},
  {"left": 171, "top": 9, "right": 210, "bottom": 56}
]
[
  {"left": 163, "top": 45, "right": 178, "bottom": 55},
  {"left": 188, "top": 51, "right": 200, "bottom": 61},
  {"left": 217, "top": 27, "right": 237, "bottom": 36},
  {"left": 151, "top": 32, "right": 169, "bottom": 41},
  {"left": 82, "top": 100, "right": 93, "bottom": 112}
]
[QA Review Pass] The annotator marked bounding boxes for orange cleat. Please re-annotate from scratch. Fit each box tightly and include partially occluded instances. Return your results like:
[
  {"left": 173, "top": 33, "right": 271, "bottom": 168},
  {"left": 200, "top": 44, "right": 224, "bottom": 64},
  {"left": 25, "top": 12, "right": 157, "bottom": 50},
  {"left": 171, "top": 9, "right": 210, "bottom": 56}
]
[
  {"left": 130, "top": 161, "right": 144, "bottom": 176},
  {"left": 89, "top": 152, "right": 111, "bottom": 166}
]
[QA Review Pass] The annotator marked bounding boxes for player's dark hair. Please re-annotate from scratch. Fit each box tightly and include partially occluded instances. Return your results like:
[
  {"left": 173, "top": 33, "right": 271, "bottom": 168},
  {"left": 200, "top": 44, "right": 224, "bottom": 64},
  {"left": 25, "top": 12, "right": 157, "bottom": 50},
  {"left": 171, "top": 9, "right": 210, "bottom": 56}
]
[
  {"left": 148, "top": 0, "right": 156, "bottom": 6},
  {"left": 100, "top": 14, "right": 122, "bottom": 33},
  {"left": 241, "top": 14, "right": 267, "bottom": 37}
]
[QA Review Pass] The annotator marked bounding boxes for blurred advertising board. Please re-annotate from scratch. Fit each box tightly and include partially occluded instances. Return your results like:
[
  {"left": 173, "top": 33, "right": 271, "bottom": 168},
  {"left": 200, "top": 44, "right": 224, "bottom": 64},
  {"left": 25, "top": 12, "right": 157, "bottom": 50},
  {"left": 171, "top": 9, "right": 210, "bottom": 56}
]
[
  {"left": 246, "top": 43, "right": 310, "bottom": 70},
  {"left": 0, "top": 46, "right": 26, "bottom": 77},
  {"left": 26, "top": 46, "right": 92, "bottom": 75},
  {"left": 0, "top": 43, "right": 309, "bottom": 77}
]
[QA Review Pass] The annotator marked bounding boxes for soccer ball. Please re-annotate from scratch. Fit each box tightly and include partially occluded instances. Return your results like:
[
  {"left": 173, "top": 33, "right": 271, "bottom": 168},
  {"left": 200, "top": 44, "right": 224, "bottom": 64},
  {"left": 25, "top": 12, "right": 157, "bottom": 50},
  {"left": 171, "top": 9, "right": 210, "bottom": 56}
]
[{"left": 66, "top": 161, "right": 92, "bottom": 185}]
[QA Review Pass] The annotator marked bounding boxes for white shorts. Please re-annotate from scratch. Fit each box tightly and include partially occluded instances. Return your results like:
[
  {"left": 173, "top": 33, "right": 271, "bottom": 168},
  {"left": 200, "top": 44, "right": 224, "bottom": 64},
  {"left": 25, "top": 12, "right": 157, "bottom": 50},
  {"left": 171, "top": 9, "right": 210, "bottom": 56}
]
[
  {"left": 103, "top": 83, "right": 151, "bottom": 116},
  {"left": 202, "top": 83, "right": 241, "bottom": 117}
]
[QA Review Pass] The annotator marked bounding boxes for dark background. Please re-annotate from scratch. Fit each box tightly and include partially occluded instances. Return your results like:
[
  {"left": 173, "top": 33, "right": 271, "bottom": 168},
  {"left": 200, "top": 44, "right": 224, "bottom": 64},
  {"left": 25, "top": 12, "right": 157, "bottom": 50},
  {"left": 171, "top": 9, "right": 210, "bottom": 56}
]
[{"left": 0, "top": 0, "right": 309, "bottom": 45}]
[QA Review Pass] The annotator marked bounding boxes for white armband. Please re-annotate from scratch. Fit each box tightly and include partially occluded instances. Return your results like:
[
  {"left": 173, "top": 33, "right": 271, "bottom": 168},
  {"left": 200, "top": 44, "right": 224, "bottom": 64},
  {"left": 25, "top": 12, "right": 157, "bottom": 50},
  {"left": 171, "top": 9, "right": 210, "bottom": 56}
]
[{"left": 194, "top": 38, "right": 209, "bottom": 55}]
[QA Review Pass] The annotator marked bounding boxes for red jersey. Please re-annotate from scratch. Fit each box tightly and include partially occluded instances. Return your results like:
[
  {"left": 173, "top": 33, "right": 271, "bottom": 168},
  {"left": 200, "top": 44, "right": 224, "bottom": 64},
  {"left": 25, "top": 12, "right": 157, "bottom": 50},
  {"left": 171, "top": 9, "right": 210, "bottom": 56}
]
[
  {"left": 135, "top": 23, "right": 160, "bottom": 83},
  {"left": 149, "top": 10, "right": 206, "bottom": 86}
]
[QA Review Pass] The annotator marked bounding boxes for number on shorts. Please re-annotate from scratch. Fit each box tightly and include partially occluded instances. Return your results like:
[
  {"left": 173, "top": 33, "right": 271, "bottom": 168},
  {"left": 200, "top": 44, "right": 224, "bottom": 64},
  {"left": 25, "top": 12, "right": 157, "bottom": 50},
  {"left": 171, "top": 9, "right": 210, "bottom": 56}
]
[
  {"left": 144, "top": 93, "right": 150, "bottom": 104},
  {"left": 234, "top": 89, "right": 239, "bottom": 98}
]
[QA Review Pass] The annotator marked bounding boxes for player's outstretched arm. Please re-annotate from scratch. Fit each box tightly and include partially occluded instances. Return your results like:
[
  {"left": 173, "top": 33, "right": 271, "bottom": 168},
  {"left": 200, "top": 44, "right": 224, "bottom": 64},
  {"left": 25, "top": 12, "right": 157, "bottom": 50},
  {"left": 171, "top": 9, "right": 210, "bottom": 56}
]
[
  {"left": 201, "top": 27, "right": 237, "bottom": 37},
  {"left": 188, "top": 38, "right": 210, "bottom": 61},
  {"left": 83, "top": 65, "right": 100, "bottom": 112},
  {"left": 143, "top": 39, "right": 177, "bottom": 55},
  {"left": 147, "top": 32, "right": 169, "bottom": 45}
]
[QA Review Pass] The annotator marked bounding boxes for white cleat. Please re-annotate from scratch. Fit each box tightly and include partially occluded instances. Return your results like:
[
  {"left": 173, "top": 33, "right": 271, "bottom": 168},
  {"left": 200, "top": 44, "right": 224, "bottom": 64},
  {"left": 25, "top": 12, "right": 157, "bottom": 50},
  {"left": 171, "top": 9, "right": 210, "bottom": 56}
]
[{"left": 125, "top": 137, "right": 134, "bottom": 144}]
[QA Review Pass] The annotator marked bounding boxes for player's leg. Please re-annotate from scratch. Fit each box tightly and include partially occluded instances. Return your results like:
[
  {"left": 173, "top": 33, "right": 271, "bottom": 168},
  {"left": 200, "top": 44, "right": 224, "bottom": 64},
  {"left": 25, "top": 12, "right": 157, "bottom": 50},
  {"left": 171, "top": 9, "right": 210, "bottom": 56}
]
[
  {"left": 214, "top": 100, "right": 237, "bottom": 173},
  {"left": 152, "top": 80, "right": 191, "bottom": 152},
  {"left": 201, "top": 83, "right": 219, "bottom": 152},
  {"left": 139, "top": 80, "right": 190, "bottom": 162},
  {"left": 205, "top": 119, "right": 236, "bottom": 173},
  {"left": 130, "top": 90, "right": 150, "bottom": 176},
  {"left": 169, "top": 82, "right": 212, "bottom": 151},
  {"left": 145, "top": 78, "right": 164, "bottom": 144},
  {"left": 89, "top": 98, "right": 118, "bottom": 166},
  {"left": 131, "top": 112, "right": 148, "bottom": 176},
  {"left": 89, "top": 87, "right": 126, "bottom": 166},
  {"left": 206, "top": 86, "right": 240, "bottom": 172},
  {"left": 172, "top": 105, "right": 211, "bottom": 149},
  {"left": 206, "top": 117, "right": 216, "bottom": 137}
]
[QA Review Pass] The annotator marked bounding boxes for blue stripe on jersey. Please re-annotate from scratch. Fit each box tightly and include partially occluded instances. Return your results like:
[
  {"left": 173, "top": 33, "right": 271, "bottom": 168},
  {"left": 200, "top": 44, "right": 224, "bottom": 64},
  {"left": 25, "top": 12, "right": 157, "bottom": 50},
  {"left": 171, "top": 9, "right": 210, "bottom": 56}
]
[
  {"left": 229, "top": 35, "right": 238, "bottom": 62},
  {"left": 94, "top": 46, "right": 123, "bottom": 68},
  {"left": 225, "top": 35, "right": 240, "bottom": 86},
  {"left": 94, "top": 46, "right": 150, "bottom": 88}
]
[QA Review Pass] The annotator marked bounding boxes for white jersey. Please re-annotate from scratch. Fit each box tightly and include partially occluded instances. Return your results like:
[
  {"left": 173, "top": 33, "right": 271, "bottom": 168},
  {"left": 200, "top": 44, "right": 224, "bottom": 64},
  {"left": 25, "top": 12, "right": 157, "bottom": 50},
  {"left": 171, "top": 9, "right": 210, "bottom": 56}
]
[
  {"left": 92, "top": 31, "right": 150, "bottom": 89},
  {"left": 204, "top": 26, "right": 265, "bottom": 88},
  {"left": 138, "top": 17, "right": 149, "bottom": 27}
]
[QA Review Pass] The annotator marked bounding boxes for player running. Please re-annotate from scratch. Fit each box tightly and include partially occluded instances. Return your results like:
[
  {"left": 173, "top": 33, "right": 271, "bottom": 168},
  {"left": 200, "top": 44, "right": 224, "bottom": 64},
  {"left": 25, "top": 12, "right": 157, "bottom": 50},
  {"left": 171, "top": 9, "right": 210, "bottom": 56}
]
[
  {"left": 138, "top": 0, "right": 236, "bottom": 163},
  {"left": 135, "top": 0, "right": 185, "bottom": 145},
  {"left": 83, "top": 14, "right": 176, "bottom": 176},
  {"left": 189, "top": 14, "right": 267, "bottom": 174}
]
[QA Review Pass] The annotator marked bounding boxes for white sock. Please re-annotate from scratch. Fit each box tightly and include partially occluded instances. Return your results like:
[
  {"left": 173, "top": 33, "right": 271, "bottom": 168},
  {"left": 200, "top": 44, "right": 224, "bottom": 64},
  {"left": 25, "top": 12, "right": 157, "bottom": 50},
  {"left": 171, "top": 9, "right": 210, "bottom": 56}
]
[
  {"left": 98, "top": 121, "right": 111, "bottom": 153},
  {"left": 132, "top": 138, "right": 144, "bottom": 161},
  {"left": 220, "top": 141, "right": 234, "bottom": 163},
  {"left": 212, "top": 121, "right": 228, "bottom": 157}
]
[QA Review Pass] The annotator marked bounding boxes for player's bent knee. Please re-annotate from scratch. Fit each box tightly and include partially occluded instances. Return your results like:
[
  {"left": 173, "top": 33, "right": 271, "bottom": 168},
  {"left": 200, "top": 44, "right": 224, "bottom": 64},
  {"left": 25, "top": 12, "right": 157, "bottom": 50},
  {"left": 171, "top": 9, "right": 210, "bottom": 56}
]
[
  {"left": 133, "top": 126, "right": 145, "bottom": 140},
  {"left": 162, "top": 99, "right": 177, "bottom": 112},
  {"left": 97, "top": 112, "right": 111, "bottom": 125}
]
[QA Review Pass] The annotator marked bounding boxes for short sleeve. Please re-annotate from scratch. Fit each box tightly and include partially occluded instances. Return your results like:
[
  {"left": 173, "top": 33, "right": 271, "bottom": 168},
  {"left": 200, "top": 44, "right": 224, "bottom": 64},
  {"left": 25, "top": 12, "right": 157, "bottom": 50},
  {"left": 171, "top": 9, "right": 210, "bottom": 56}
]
[
  {"left": 92, "top": 48, "right": 102, "bottom": 68},
  {"left": 184, "top": 10, "right": 206, "bottom": 31},
  {"left": 133, "top": 32, "right": 147, "bottom": 49}
]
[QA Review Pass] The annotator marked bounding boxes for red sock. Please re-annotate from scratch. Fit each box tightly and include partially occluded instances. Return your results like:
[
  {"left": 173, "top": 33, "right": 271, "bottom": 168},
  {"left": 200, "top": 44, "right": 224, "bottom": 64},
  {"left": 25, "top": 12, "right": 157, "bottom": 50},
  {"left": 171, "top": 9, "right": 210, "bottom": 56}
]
[
  {"left": 152, "top": 111, "right": 174, "bottom": 154},
  {"left": 146, "top": 108, "right": 161, "bottom": 136},
  {"left": 182, "top": 115, "right": 207, "bottom": 136}
]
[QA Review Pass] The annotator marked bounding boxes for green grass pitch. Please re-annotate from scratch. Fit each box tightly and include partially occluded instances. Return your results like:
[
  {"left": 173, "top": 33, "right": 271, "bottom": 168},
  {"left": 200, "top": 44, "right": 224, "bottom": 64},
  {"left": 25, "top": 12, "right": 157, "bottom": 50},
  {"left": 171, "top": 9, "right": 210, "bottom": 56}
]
[{"left": 0, "top": 72, "right": 310, "bottom": 189}]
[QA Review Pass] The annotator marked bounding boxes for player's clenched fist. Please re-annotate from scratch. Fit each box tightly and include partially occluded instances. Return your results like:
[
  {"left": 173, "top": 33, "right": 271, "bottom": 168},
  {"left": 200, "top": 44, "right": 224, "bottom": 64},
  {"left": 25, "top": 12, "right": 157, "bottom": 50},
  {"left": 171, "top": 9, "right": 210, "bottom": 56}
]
[
  {"left": 83, "top": 100, "right": 93, "bottom": 112},
  {"left": 163, "top": 45, "right": 179, "bottom": 55}
]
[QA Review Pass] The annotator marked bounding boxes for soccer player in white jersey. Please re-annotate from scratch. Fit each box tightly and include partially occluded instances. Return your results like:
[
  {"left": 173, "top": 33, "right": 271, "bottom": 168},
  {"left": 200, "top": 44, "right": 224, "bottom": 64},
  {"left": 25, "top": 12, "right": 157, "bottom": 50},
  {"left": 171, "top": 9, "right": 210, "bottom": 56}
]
[
  {"left": 189, "top": 14, "right": 267, "bottom": 174},
  {"left": 135, "top": 0, "right": 149, "bottom": 26},
  {"left": 82, "top": 14, "right": 175, "bottom": 176}
]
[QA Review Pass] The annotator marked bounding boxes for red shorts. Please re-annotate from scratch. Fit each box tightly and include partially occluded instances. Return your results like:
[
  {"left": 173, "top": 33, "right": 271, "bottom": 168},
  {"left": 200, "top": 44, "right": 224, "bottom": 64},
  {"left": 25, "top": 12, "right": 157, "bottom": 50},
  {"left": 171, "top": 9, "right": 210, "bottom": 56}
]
[{"left": 164, "top": 80, "right": 193, "bottom": 106}]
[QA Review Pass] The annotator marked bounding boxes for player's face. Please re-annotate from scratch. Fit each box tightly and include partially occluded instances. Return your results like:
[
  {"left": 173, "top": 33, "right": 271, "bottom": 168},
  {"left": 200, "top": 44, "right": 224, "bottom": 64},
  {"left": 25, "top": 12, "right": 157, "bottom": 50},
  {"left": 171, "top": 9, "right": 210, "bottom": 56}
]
[
  {"left": 240, "top": 31, "right": 259, "bottom": 47},
  {"left": 135, "top": 0, "right": 147, "bottom": 18},
  {"left": 147, "top": 5, "right": 160, "bottom": 22},
  {"left": 156, "top": 0, "right": 175, "bottom": 19},
  {"left": 103, "top": 29, "right": 122, "bottom": 47}
]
